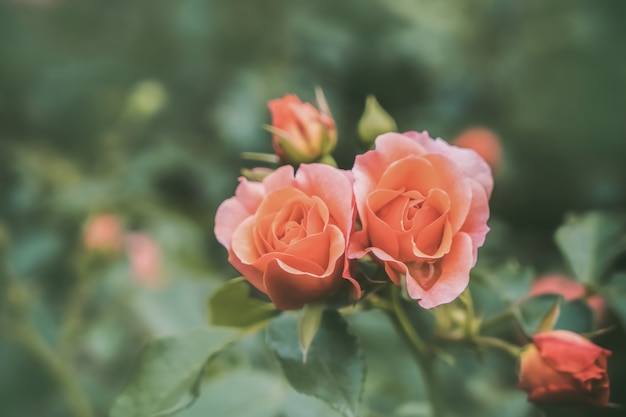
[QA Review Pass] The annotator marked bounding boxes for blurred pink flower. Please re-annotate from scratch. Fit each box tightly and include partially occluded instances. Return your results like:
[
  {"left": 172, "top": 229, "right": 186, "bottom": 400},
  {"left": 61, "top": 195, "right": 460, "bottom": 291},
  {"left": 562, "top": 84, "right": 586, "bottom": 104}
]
[
  {"left": 83, "top": 214, "right": 123, "bottom": 253},
  {"left": 125, "top": 233, "right": 163, "bottom": 288},
  {"left": 452, "top": 127, "right": 503, "bottom": 173},
  {"left": 529, "top": 274, "right": 606, "bottom": 327}
]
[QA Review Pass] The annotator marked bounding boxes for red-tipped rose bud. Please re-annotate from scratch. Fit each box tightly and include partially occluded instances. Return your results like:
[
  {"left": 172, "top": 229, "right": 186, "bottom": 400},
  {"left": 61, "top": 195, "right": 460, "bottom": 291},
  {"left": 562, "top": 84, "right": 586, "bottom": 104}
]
[
  {"left": 267, "top": 94, "right": 336, "bottom": 165},
  {"left": 518, "top": 330, "right": 611, "bottom": 407}
]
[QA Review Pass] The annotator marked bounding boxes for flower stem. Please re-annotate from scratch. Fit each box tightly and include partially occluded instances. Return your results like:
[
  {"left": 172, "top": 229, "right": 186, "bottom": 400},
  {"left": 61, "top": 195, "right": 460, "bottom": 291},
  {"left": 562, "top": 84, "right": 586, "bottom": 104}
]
[
  {"left": 480, "top": 308, "right": 516, "bottom": 332},
  {"left": 388, "top": 287, "right": 446, "bottom": 417},
  {"left": 11, "top": 320, "right": 96, "bottom": 417},
  {"left": 2, "top": 280, "right": 95, "bottom": 417},
  {"left": 477, "top": 336, "right": 522, "bottom": 357}
]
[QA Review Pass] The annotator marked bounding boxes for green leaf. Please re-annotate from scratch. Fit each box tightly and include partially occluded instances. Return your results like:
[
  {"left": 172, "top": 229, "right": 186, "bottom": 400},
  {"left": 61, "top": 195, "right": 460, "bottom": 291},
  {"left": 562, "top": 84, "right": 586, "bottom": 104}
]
[
  {"left": 516, "top": 294, "right": 563, "bottom": 337},
  {"left": 298, "top": 303, "right": 325, "bottom": 363},
  {"left": 179, "top": 372, "right": 285, "bottom": 417},
  {"left": 265, "top": 310, "right": 365, "bottom": 417},
  {"left": 516, "top": 295, "right": 594, "bottom": 337},
  {"left": 535, "top": 298, "right": 561, "bottom": 334},
  {"left": 555, "top": 299, "right": 594, "bottom": 334},
  {"left": 554, "top": 212, "right": 626, "bottom": 284},
  {"left": 602, "top": 273, "right": 626, "bottom": 329},
  {"left": 473, "top": 260, "right": 534, "bottom": 304},
  {"left": 110, "top": 327, "right": 237, "bottom": 417},
  {"left": 208, "top": 277, "right": 279, "bottom": 328}
]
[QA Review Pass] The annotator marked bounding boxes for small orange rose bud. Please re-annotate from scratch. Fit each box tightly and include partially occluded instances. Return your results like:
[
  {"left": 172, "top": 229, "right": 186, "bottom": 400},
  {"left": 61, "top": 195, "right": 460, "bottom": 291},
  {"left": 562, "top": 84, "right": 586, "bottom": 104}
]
[
  {"left": 83, "top": 214, "right": 123, "bottom": 254},
  {"left": 452, "top": 127, "right": 503, "bottom": 173},
  {"left": 267, "top": 94, "right": 336, "bottom": 165},
  {"left": 518, "top": 330, "right": 611, "bottom": 406},
  {"left": 357, "top": 95, "right": 397, "bottom": 149}
]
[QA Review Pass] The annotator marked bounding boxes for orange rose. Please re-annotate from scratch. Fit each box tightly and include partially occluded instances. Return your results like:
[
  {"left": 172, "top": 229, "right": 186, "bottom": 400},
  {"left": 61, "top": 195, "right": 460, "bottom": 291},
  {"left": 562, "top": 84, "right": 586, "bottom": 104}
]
[
  {"left": 268, "top": 95, "right": 336, "bottom": 164},
  {"left": 214, "top": 164, "right": 360, "bottom": 310},
  {"left": 349, "top": 132, "right": 493, "bottom": 308},
  {"left": 518, "top": 330, "right": 611, "bottom": 406},
  {"left": 529, "top": 274, "right": 606, "bottom": 326},
  {"left": 452, "top": 127, "right": 503, "bottom": 172}
]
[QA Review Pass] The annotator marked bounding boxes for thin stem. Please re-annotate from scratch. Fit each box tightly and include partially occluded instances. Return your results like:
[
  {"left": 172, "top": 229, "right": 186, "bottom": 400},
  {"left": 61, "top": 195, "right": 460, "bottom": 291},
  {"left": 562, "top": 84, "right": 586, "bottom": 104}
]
[
  {"left": 11, "top": 321, "right": 95, "bottom": 417},
  {"left": 60, "top": 278, "right": 91, "bottom": 357},
  {"left": 389, "top": 287, "right": 428, "bottom": 358},
  {"left": 480, "top": 308, "right": 516, "bottom": 332},
  {"left": 477, "top": 336, "right": 522, "bottom": 357},
  {"left": 388, "top": 287, "right": 446, "bottom": 417}
]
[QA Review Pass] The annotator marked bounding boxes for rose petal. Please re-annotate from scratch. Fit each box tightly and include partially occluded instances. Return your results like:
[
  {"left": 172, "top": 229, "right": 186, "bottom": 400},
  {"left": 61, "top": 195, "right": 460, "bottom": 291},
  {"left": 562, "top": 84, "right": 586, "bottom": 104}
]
[
  {"left": 406, "top": 232, "right": 474, "bottom": 308},
  {"left": 296, "top": 163, "right": 354, "bottom": 237},
  {"left": 263, "top": 258, "right": 343, "bottom": 310},
  {"left": 534, "top": 331, "right": 612, "bottom": 374},
  {"left": 404, "top": 130, "right": 493, "bottom": 198},
  {"left": 215, "top": 196, "right": 252, "bottom": 248}
]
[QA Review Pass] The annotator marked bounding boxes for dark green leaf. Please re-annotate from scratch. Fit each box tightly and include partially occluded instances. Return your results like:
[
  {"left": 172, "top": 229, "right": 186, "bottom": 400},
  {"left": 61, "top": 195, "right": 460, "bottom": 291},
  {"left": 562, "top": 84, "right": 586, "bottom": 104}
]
[
  {"left": 535, "top": 298, "right": 561, "bottom": 334},
  {"left": 555, "top": 299, "right": 594, "bottom": 334},
  {"left": 208, "top": 277, "right": 279, "bottom": 328},
  {"left": 603, "top": 273, "right": 626, "bottom": 329},
  {"left": 110, "top": 327, "right": 237, "bottom": 417},
  {"left": 555, "top": 212, "right": 626, "bottom": 284},
  {"left": 516, "top": 295, "right": 594, "bottom": 336},
  {"left": 265, "top": 310, "right": 365, "bottom": 417},
  {"left": 516, "top": 294, "right": 563, "bottom": 336},
  {"left": 472, "top": 260, "right": 534, "bottom": 304}
]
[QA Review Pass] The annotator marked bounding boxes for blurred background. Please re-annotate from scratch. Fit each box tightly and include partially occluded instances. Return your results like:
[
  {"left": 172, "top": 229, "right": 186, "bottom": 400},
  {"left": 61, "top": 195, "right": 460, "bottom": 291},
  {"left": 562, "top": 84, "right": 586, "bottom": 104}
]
[{"left": 1, "top": 0, "right": 626, "bottom": 416}]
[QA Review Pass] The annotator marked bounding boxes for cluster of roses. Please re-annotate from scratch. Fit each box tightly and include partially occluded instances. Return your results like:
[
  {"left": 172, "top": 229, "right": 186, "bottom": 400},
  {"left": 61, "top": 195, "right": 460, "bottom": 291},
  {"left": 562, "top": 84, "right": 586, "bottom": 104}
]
[
  {"left": 216, "top": 94, "right": 493, "bottom": 311},
  {"left": 214, "top": 94, "right": 612, "bottom": 407}
]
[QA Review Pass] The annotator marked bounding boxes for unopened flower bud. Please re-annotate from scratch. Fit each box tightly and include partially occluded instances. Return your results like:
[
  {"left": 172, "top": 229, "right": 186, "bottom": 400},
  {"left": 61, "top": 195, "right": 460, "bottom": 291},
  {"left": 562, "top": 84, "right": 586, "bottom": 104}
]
[
  {"left": 267, "top": 94, "right": 337, "bottom": 165},
  {"left": 357, "top": 95, "right": 397, "bottom": 149},
  {"left": 518, "top": 330, "right": 611, "bottom": 406}
]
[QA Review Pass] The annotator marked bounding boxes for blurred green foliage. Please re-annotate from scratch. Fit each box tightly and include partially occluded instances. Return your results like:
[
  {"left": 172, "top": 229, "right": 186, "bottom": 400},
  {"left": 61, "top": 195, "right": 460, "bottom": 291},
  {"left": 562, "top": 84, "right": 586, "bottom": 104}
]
[{"left": 1, "top": 1, "right": 626, "bottom": 416}]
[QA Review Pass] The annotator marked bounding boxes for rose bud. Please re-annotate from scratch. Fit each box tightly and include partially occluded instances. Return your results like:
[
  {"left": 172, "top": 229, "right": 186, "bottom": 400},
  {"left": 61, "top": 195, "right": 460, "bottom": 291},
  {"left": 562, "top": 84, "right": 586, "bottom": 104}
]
[
  {"left": 215, "top": 163, "right": 360, "bottom": 310},
  {"left": 349, "top": 131, "right": 492, "bottom": 308},
  {"left": 267, "top": 94, "right": 337, "bottom": 165},
  {"left": 452, "top": 127, "right": 503, "bottom": 173},
  {"left": 529, "top": 274, "right": 606, "bottom": 327},
  {"left": 83, "top": 214, "right": 123, "bottom": 254},
  {"left": 518, "top": 330, "right": 611, "bottom": 406},
  {"left": 357, "top": 95, "right": 397, "bottom": 149}
]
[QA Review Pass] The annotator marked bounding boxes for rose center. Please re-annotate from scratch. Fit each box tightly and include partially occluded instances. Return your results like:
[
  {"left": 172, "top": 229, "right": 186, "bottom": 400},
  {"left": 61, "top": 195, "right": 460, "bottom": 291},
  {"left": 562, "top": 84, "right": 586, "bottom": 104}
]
[
  {"left": 404, "top": 197, "right": 425, "bottom": 227},
  {"left": 273, "top": 205, "right": 307, "bottom": 245}
]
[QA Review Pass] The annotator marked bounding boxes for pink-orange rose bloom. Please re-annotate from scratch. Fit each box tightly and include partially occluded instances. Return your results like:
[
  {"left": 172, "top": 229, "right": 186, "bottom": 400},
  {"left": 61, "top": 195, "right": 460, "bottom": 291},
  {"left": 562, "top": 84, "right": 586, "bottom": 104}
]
[
  {"left": 518, "top": 330, "right": 611, "bottom": 406},
  {"left": 215, "top": 164, "right": 359, "bottom": 310},
  {"left": 349, "top": 132, "right": 493, "bottom": 308},
  {"left": 268, "top": 95, "right": 336, "bottom": 164}
]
